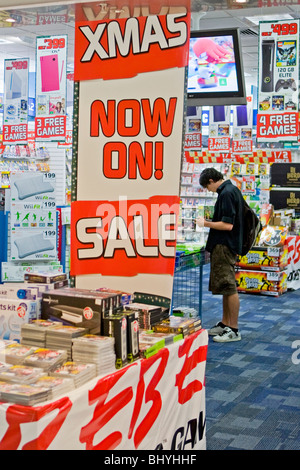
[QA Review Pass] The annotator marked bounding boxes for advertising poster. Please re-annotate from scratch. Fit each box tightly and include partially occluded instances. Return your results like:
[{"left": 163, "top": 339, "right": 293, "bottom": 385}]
[
  {"left": 208, "top": 105, "right": 230, "bottom": 152},
  {"left": 71, "top": 1, "right": 191, "bottom": 299},
  {"left": 270, "top": 163, "right": 300, "bottom": 187},
  {"left": 10, "top": 172, "right": 57, "bottom": 261},
  {"left": 232, "top": 97, "right": 253, "bottom": 153},
  {"left": 35, "top": 35, "right": 67, "bottom": 142},
  {"left": 3, "top": 58, "right": 29, "bottom": 145},
  {"left": 257, "top": 19, "right": 299, "bottom": 142},
  {"left": 184, "top": 106, "right": 202, "bottom": 151}
]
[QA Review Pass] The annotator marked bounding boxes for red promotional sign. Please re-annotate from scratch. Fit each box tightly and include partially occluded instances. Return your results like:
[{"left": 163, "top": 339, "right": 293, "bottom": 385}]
[
  {"left": 184, "top": 132, "right": 201, "bottom": 150},
  {"left": 35, "top": 115, "right": 66, "bottom": 140},
  {"left": 208, "top": 137, "right": 230, "bottom": 152},
  {"left": 3, "top": 124, "right": 28, "bottom": 144},
  {"left": 232, "top": 139, "right": 253, "bottom": 153},
  {"left": 256, "top": 112, "right": 298, "bottom": 140},
  {"left": 70, "top": 195, "right": 179, "bottom": 277},
  {"left": 74, "top": 3, "right": 190, "bottom": 81}
]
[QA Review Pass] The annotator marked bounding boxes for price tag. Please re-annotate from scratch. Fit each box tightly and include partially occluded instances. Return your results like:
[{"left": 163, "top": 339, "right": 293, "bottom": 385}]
[
  {"left": 267, "top": 271, "right": 280, "bottom": 281},
  {"left": 267, "top": 247, "right": 281, "bottom": 257}
]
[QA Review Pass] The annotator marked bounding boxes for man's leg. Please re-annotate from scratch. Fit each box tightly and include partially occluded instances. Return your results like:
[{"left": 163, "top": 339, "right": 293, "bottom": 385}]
[{"left": 222, "top": 293, "right": 240, "bottom": 329}]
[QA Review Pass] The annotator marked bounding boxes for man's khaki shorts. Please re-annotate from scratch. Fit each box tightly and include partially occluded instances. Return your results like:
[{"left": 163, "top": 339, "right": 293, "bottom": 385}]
[{"left": 209, "top": 244, "right": 237, "bottom": 295}]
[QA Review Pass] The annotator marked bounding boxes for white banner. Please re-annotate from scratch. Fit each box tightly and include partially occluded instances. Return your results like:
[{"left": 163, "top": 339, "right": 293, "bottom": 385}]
[{"left": 0, "top": 330, "right": 208, "bottom": 450}]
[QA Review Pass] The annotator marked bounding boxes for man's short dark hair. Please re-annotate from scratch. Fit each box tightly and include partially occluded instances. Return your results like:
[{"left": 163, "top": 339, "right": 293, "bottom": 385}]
[{"left": 199, "top": 167, "right": 224, "bottom": 188}]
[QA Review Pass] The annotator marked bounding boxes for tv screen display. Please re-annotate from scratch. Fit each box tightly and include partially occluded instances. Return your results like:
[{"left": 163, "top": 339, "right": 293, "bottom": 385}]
[{"left": 187, "top": 28, "right": 246, "bottom": 106}]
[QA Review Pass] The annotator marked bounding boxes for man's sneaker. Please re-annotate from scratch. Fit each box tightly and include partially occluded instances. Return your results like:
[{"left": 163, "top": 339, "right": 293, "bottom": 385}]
[
  {"left": 212, "top": 326, "right": 241, "bottom": 343},
  {"left": 208, "top": 322, "right": 226, "bottom": 336}
]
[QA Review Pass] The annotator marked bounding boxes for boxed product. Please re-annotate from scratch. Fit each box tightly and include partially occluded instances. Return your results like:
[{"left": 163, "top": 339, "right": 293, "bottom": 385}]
[
  {"left": 102, "top": 314, "right": 127, "bottom": 369},
  {"left": 0, "top": 298, "right": 39, "bottom": 342},
  {"left": 258, "top": 225, "right": 288, "bottom": 248},
  {"left": 96, "top": 287, "right": 133, "bottom": 306},
  {"left": 41, "top": 288, "right": 119, "bottom": 334},
  {"left": 152, "top": 316, "right": 202, "bottom": 337},
  {"left": 1, "top": 262, "right": 63, "bottom": 283},
  {"left": 236, "top": 246, "right": 288, "bottom": 271},
  {"left": 139, "top": 330, "right": 183, "bottom": 358},
  {"left": 24, "top": 272, "right": 68, "bottom": 284},
  {"left": 124, "top": 303, "right": 168, "bottom": 330},
  {"left": 124, "top": 309, "right": 139, "bottom": 362},
  {"left": 0, "top": 283, "right": 39, "bottom": 300},
  {"left": 236, "top": 269, "right": 287, "bottom": 296}
]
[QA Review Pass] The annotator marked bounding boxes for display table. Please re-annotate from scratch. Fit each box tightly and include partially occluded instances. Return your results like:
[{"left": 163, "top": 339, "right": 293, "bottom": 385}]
[{"left": 0, "top": 329, "right": 208, "bottom": 450}]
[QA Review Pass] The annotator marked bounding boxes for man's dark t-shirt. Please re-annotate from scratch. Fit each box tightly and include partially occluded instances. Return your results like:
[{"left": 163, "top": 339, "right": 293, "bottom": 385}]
[{"left": 205, "top": 179, "right": 244, "bottom": 255}]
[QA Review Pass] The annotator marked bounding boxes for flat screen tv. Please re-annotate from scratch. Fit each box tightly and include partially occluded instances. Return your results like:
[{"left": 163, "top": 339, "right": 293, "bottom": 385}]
[{"left": 187, "top": 28, "right": 247, "bottom": 106}]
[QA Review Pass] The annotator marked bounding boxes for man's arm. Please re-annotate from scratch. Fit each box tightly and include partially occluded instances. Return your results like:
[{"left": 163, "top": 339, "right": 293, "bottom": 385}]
[{"left": 196, "top": 216, "right": 233, "bottom": 231}]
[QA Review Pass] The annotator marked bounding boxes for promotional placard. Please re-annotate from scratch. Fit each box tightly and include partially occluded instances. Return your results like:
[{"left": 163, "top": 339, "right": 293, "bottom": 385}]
[
  {"left": 35, "top": 35, "right": 67, "bottom": 142},
  {"left": 232, "top": 97, "right": 253, "bottom": 153},
  {"left": 257, "top": 19, "right": 299, "bottom": 142},
  {"left": 208, "top": 105, "right": 230, "bottom": 152},
  {"left": 184, "top": 106, "right": 202, "bottom": 151},
  {"left": 10, "top": 172, "right": 57, "bottom": 261},
  {"left": 270, "top": 163, "right": 300, "bottom": 187},
  {"left": 72, "top": 1, "right": 190, "bottom": 298},
  {"left": 3, "top": 58, "right": 29, "bottom": 145}
]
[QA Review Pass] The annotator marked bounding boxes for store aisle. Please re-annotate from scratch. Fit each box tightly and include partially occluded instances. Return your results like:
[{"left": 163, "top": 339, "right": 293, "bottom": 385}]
[{"left": 200, "top": 265, "right": 300, "bottom": 450}]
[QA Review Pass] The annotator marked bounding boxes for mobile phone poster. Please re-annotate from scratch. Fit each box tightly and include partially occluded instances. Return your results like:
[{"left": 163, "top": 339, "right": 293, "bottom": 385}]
[{"left": 35, "top": 35, "right": 67, "bottom": 142}]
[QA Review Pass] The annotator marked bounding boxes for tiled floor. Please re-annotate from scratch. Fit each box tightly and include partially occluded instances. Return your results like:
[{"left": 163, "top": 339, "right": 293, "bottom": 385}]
[
  {"left": 200, "top": 266, "right": 300, "bottom": 450},
  {"left": 173, "top": 264, "right": 300, "bottom": 450}
]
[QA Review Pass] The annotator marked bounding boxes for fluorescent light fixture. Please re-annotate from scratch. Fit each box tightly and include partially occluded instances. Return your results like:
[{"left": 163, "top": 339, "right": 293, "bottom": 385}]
[
  {"left": 5, "top": 18, "right": 16, "bottom": 23},
  {"left": 246, "top": 14, "right": 293, "bottom": 25}
]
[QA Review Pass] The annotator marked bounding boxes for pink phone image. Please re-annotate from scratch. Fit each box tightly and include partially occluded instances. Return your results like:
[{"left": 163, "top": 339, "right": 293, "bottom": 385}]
[{"left": 40, "top": 54, "right": 60, "bottom": 92}]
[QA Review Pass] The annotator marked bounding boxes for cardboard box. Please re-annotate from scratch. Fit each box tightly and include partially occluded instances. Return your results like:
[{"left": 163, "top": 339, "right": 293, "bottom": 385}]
[
  {"left": 102, "top": 314, "right": 127, "bottom": 369},
  {"left": 236, "top": 269, "right": 287, "bottom": 296},
  {"left": 236, "top": 246, "right": 288, "bottom": 271},
  {"left": 24, "top": 272, "right": 68, "bottom": 284},
  {"left": 0, "top": 298, "right": 38, "bottom": 341}
]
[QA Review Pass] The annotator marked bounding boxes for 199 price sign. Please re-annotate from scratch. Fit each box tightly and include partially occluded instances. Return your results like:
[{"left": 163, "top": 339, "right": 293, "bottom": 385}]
[{"left": 257, "top": 19, "right": 299, "bottom": 143}]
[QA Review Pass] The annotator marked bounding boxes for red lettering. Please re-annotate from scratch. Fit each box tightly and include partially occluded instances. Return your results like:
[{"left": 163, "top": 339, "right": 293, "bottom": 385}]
[
  {"left": 103, "top": 142, "right": 127, "bottom": 178},
  {"left": 0, "top": 397, "right": 72, "bottom": 450},
  {"left": 141, "top": 97, "right": 177, "bottom": 137},
  {"left": 118, "top": 99, "right": 140, "bottom": 136},
  {"left": 175, "top": 331, "right": 207, "bottom": 404},
  {"left": 90, "top": 99, "right": 115, "bottom": 137},
  {"left": 128, "top": 348, "right": 169, "bottom": 449},
  {"left": 79, "top": 366, "right": 135, "bottom": 450}
]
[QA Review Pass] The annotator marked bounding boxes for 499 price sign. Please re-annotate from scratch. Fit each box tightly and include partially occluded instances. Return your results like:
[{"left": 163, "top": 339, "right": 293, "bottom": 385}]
[{"left": 257, "top": 19, "right": 299, "bottom": 142}]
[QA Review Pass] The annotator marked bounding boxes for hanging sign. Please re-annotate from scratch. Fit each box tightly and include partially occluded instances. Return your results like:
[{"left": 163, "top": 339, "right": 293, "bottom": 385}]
[
  {"left": 184, "top": 106, "right": 202, "bottom": 151},
  {"left": 257, "top": 19, "right": 299, "bottom": 142},
  {"left": 72, "top": 1, "right": 190, "bottom": 297},
  {"left": 232, "top": 97, "right": 253, "bottom": 153},
  {"left": 35, "top": 35, "right": 67, "bottom": 142},
  {"left": 3, "top": 58, "right": 29, "bottom": 145},
  {"left": 208, "top": 105, "right": 230, "bottom": 152}
]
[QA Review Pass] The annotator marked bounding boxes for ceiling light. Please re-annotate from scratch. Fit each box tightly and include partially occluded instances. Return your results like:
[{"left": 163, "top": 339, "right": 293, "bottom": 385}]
[
  {"left": 5, "top": 18, "right": 16, "bottom": 23},
  {"left": 246, "top": 14, "right": 293, "bottom": 25}
]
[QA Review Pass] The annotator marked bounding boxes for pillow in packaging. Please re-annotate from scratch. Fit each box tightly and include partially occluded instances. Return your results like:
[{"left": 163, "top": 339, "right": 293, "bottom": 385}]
[
  {"left": 14, "top": 233, "right": 54, "bottom": 259},
  {"left": 14, "top": 174, "right": 54, "bottom": 200}
]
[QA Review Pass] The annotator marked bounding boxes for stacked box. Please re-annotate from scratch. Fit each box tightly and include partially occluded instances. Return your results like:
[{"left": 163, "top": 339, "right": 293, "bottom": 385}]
[
  {"left": 102, "top": 314, "right": 128, "bottom": 369},
  {"left": 0, "top": 298, "right": 38, "bottom": 342},
  {"left": 153, "top": 316, "right": 202, "bottom": 337},
  {"left": 236, "top": 246, "right": 288, "bottom": 272},
  {"left": 236, "top": 269, "right": 287, "bottom": 296}
]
